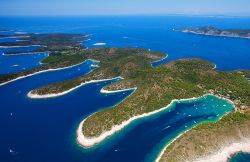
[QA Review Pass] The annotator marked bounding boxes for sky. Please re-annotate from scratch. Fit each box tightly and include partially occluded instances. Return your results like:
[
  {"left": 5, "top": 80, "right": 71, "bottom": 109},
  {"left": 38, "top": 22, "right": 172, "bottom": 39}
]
[{"left": 0, "top": 0, "right": 250, "bottom": 16}]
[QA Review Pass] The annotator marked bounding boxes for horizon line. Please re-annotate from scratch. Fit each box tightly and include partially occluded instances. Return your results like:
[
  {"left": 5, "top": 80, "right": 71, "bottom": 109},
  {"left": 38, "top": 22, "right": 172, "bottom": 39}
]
[{"left": 1, "top": 13, "right": 250, "bottom": 18}]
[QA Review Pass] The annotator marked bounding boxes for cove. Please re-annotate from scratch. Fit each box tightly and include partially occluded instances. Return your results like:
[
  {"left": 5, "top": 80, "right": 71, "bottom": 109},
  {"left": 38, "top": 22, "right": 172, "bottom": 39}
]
[
  {"left": 0, "top": 16, "right": 248, "bottom": 162},
  {"left": 0, "top": 46, "right": 48, "bottom": 74},
  {"left": 77, "top": 94, "right": 234, "bottom": 162},
  {"left": 0, "top": 56, "right": 234, "bottom": 162},
  {"left": 0, "top": 59, "right": 134, "bottom": 162}
]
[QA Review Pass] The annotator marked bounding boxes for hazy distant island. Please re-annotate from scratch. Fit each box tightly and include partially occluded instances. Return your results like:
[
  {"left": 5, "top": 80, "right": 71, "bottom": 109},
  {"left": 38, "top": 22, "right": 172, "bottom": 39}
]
[
  {"left": 0, "top": 32, "right": 250, "bottom": 162},
  {"left": 178, "top": 26, "right": 250, "bottom": 39},
  {"left": 0, "top": 33, "right": 87, "bottom": 55}
]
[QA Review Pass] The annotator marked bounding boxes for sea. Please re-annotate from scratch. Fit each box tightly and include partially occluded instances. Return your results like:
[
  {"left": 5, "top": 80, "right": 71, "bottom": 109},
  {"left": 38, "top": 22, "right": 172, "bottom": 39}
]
[{"left": 0, "top": 16, "right": 249, "bottom": 162}]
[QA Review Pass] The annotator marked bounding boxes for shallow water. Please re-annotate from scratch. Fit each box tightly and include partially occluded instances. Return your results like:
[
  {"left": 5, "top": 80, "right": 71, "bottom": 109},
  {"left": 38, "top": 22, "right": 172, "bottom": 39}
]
[
  {"left": 0, "top": 16, "right": 249, "bottom": 162},
  {"left": 89, "top": 95, "right": 234, "bottom": 162},
  {"left": 0, "top": 62, "right": 234, "bottom": 162}
]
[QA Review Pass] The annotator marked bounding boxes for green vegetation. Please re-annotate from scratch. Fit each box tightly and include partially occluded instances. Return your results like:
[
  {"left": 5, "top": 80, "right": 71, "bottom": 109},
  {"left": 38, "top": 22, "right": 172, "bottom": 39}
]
[
  {"left": 160, "top": 111, "right": 250, "bottom": 162},
  {"left": 0, "top": 33, "right": 89, "bottom": 83},
  {"left": 1, "top": 33, "right": 249, "bottom": 161},
  {"left": 30, "top": 48, "right": 165, "bottom": 95},
  {"left": 22, "top": 48, "right": 250, "bottom": 139},
  {"left": 0, "top": 48, "right": 88, "bottom": 83},
  {"left": 179, "top": 26, "right": 250, "bottom": 39},
  {"left": 0, "top": 33, "right": 87, "bottom": 54}
]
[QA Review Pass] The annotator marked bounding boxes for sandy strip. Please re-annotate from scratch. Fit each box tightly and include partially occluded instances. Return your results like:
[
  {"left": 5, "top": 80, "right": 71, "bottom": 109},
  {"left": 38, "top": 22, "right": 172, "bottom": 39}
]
[
  {"left": 0, "top": 59, "right": 98, "bottom": 86},
  {"left": 77, "top": 94, "right": 234, "bottom": 149},
  {"left": 27, "top": 76, "right": 123, "bottom": 99},
  {"left": 192, "top": 139, "right": 250, "bottom": 162}
]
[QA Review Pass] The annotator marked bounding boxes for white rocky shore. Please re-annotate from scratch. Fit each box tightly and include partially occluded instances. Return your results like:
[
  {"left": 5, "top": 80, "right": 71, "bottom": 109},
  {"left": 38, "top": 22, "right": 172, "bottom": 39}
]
[
  {"left": 76, "top": 94, "right": 234, "bottom": 149},
  {"left": 192, "top": 139, "right": 250, "bottom": 162},
  {"left": 27, "top": 77, "right": 124, "bottom": 99},
  {"left": 100, "top": 87, "right": 137, "bottom": 94},
  {"left": 0, "top": 59, "right": 97, "bottom": 86}
]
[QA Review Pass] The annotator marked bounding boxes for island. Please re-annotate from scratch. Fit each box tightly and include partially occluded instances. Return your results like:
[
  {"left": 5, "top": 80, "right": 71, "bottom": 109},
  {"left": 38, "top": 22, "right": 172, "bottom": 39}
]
[
  {"left": 0, "top": 32, "right": 90, "bottom": 85},
  {"left": 27, "top": 47, "right": 249, "bottom": 162},
  {"left": 177, "top": 26, "right": 250, "bottom": 39},
  {"left": 0, "top": 32, "right": 88, "bottom": 55},
  {"left": 1, "top": 33, "right": 250, "bottom": 162}
]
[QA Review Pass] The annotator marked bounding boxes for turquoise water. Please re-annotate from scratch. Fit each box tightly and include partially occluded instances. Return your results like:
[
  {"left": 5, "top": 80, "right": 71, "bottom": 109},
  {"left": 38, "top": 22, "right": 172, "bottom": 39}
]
[
  {"left": 230, "top": 153, "right": 250, "bottom": 162},
  {"left": 0, "top": 16, "right": 249, "bottom": 162}
]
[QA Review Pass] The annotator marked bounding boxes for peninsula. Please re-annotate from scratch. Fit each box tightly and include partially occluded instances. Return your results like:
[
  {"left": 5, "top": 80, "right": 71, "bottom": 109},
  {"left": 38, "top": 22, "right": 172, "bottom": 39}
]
[
  {"left": 0, "top": 33, "right": 89, "bottom": 84},
  {"left": 1, "top": 33, "right": 250, "bottom": 162},
  {"left": 178, "top": 26, "right": 250, "bottom": 39},
  {"left": 25, "top": 48, "right": 250, "bottom": 161}
]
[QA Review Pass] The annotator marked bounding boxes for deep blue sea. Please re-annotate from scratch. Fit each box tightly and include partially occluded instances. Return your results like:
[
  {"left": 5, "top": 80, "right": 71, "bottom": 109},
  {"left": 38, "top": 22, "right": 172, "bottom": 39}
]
[{"left": 0, "top": 16, "right": 249, "bottom": 162}]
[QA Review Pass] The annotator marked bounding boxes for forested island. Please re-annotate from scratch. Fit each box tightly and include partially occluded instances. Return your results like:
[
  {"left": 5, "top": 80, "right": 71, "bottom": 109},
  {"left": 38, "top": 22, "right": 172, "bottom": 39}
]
[
  {"left": 0, "top": 33, "right": 89, "bottom": 84},
  {"left": 0, "top": 32, "right": 87, "bottom": 54},
  {"left": 0, "top": 33, "right": 250, "bottom": 162},
  {"left": 178, "top": 26, "right": 250, "bottom": 39}
]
